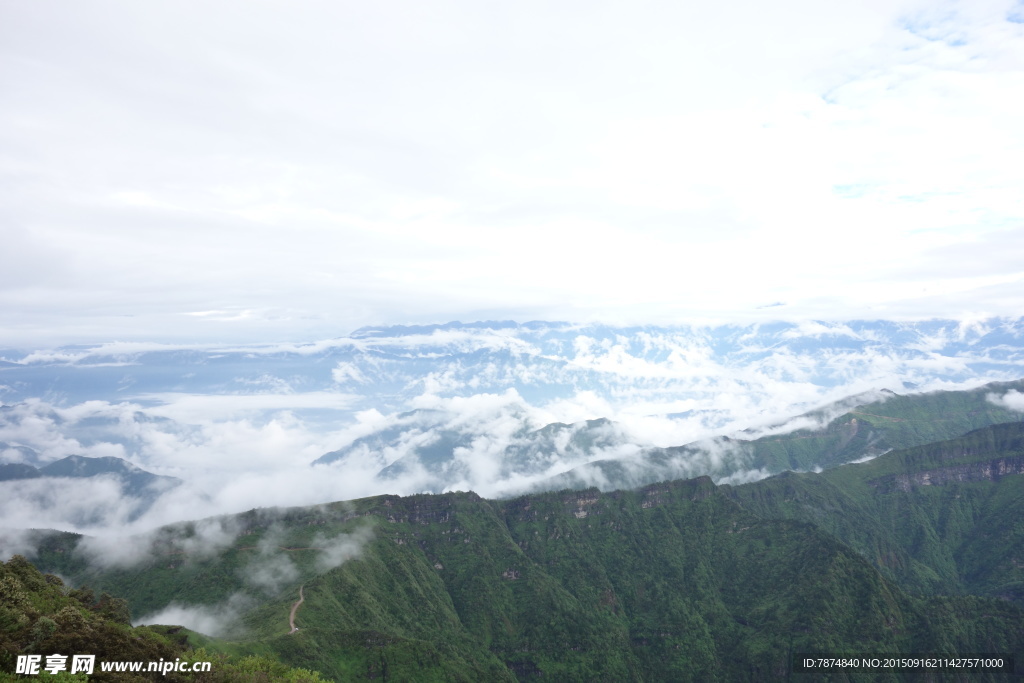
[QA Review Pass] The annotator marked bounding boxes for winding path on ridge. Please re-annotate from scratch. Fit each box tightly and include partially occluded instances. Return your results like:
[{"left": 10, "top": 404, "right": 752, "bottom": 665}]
[{"left": 288, "top": 585, "right": 305, "bottom": 634}]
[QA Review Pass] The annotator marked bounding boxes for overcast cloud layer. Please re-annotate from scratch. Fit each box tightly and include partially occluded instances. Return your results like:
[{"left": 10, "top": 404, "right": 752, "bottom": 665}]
[{"left": 1, "top": 1, "right": 1023, "bottom": 347}]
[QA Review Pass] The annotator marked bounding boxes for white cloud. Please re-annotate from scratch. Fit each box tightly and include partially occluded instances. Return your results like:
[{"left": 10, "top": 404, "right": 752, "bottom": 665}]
[
  {"left": 241, "top": 527, "right": 300, "bottom": 594},
  {"left": 714, "top": 467, "right": 776, "bottom": 486},
  {"left": 243, "top": 551, "right": 298, "bottom": 594},
  {"left": 75, "top": 516, "right": 242, "bottom": 570},
  {"left": 134, "top": 392, "right": 357, "bottom": 423},
  {"left": 135, "top": 593, "right": 253, "bottom": 638},
  {"left": 332, "top": 362, "right": 367, "bottom": 384},
  {"left": 0, "top": 529, "right": 42, "bottom": 562},
  {"left": 0, "top": 478, "right": 140, "bottom": 533},
  {"left": 313, "top": 525, "right": 373, "bottom": 574},
  {"left": 988, "top": 389, "right": 1024, "bottom": 412},
  {"left": 0, "top": 400, "right": 124, "bottom": 465}
]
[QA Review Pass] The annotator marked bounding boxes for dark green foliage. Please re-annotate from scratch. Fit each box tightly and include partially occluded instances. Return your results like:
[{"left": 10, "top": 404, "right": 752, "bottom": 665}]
[
  {"left": 19, "top": 468, "right": 1024, "bottom": 681},
  {"left": 0, "top": 557, "right": 327, "bottom": 682},
  {"left": 1, "top": 554, "right": 187, "bottom": 681},
  {"left": 726, "top": 421, "right": 1024, "bottom": 607},
  {"left": 738, "top": 380, "right": 1024, "bottom": 473},
  {"left": 11, "top": 404, "right": 1024, "bottom": 680},
  {"left": 550, "top": 380, "right": 1024, "bottom": 492}
]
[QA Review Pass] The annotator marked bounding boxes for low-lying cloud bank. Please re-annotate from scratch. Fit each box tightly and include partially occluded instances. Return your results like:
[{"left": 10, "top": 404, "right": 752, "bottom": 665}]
[
  {"left": 135, "top": 594, "right": 254, "bottom": 639},
  {"left": 1, "top": 320, "right": 1023, "bottom": 546},
  {"left": 988, "top": 389, "right": 1024, "bottom": 413}
]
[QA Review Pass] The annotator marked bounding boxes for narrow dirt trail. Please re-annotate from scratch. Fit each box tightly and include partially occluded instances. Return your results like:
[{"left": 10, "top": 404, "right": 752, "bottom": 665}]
[{"left": 288, "top": 585, "right": 305, "bottom": 633}]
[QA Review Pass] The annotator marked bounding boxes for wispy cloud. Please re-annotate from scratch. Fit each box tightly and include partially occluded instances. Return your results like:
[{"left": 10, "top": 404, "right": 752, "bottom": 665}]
[
  {"left": 0, "top": 478, "right": 143, "bottom": 532},
  {"left": 129, "top": 520, "right": 372, "bottom": 635},
  {"left": 987, "top": 389, "right": 1024, "bottom": 412},
  {"left": 135, "top": 593, "right": 253, "bottom": 638},
  {"left": 312, "top": 525, "right": 374, "bottom": 574},
  {"left": 75, "top": 516, "right": 242, "bottom": 570},
  {"left": 241, "top": 526, "right": 301, "bottom": 594}
]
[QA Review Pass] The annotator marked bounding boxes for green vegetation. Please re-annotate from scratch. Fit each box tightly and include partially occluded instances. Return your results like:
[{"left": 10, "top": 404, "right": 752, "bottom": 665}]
[
  {"left": 20, "top": 467, "right": 1024, "bottom": 680},
  {"left": 740, "top": 379, "right": 1024, "bottom": 473},
  {"left": 6, "top": 384, "right": 1024, "bottom": 680},
  {"left": 0, "top": 555, "right": 326, "bottom": 682},
  {"left": 551, "top": 379, "right": 1024, "bottom": 491},
  {"left": 725, "top": 420, "right": 1024, "bottom": 605}
]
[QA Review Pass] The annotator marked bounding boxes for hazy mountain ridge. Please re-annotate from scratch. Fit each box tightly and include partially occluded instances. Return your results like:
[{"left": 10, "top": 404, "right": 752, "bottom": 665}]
[
  {"left": 489, "top": 378, "right": 1024, "bottom": 494},
  {"left": 0, "top": 456, "right": 181, "bottom": 527},
  {"left": 312, "top": 411, "right": 633, "bottom": 495},
  {"left": 16, "top": 455, "right": 180, "bottom": 490},
  {"left": 303, "top": 377, "right": 1024, "bottom": 499}
]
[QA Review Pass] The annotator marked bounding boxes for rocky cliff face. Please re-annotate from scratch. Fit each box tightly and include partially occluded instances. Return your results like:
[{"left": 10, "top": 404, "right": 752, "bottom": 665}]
[{"left": 873, "top": 455, "right": 1024, "bottom": 492}]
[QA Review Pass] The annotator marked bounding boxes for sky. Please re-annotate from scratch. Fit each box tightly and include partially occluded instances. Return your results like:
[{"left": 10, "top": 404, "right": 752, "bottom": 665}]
[{"left": 1, "top": 0, "right": 1023, "bottom": 348}]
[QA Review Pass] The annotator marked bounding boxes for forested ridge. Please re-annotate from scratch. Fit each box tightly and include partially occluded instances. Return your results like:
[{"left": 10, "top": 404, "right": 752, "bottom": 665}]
[{"left": 9, "top": 422, "right": 1022, "bottom": 680}]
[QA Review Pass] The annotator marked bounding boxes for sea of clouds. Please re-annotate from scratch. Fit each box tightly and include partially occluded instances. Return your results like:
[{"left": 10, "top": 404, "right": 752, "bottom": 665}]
[{"left": 2, "top": 319, "right": 1024, "bottom": 543}]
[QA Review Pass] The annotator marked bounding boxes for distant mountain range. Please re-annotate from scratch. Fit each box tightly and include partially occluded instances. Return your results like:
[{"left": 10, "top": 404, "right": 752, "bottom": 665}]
[
  {"left": 0, "top": 455, "right": 177, "bottom": 490},
  {"left": 2, "top": 318, "right": 1023, "bottom": 420},
  {"left": 544, "top": 379, "right": 1024, "bottom": 491},
  {"left": 0, "top": 455, "right": 180, "bottom": 524},
  {"left": 309, "top": 379, "right": 1024, "bottom": 496},
  {"left": 311, "top": 411, "right": 633, "bottom": 494},
  {"left": 1, "top": 377, "right": 1022, "bottom": 530}
]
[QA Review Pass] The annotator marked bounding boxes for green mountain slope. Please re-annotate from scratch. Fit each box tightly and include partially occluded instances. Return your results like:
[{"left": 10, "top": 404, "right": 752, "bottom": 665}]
[
  {"left": 744, "top": 380, "right": 1024, "bottom": 472},
  {"left": 547, "top": 379, "right": 1024, "bottom": 491},
  {"left": 724, "top": 420, "right": 1024, "bottom": 607},
  {"left": 0, "top": 555, "right": 326, "bottom": 682},
  {"left": 23, "top": 470, "right": 1024, "bottom": 681}
]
